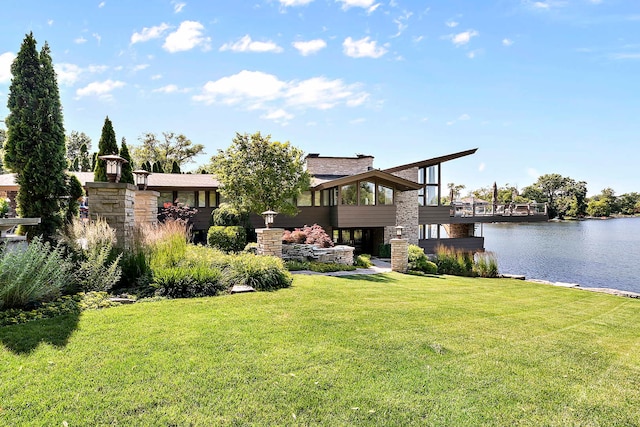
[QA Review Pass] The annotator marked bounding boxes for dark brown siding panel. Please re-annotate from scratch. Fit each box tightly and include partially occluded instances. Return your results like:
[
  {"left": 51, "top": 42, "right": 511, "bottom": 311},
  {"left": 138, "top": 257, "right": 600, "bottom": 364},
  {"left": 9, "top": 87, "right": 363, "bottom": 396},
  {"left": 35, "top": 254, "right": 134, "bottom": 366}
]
[
  {"left": 419, "top": 237, "right": 485, "bottom": 254},
  {"left": 419, "top": 206, "right": 452, "bottom": 224},
  {"left": 333, "top": 205, "right": 396, "bottom": 228},
  {"left": 249, "top": 207, "right": 331, "bottom": 230}
]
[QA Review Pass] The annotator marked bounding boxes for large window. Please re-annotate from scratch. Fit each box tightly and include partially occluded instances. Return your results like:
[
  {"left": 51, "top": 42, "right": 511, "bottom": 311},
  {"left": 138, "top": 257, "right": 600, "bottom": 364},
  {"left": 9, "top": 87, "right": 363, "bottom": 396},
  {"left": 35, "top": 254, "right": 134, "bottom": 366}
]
[
  {"left": 419, "top": 224, "right": 448, "bottom": 239},
  {"left": 341, "top": 184, "right": 357, "bottom": 205},
  {"left": 359, "top": 181, "right": 375, "bottom": 205},
  {"left": 377, "top": 185, "right": 393, "bottom": 205},
  {"left": 209, "top": 191, "right": 218, "bottom": 207},
  {"left": 198, "top": 191, "right": 206, "bottom": 208},
  {"left": 322, "top": 188, "right": 337, "bottom": 206},
  {"left": 419, "top": 165, "right": 439, "bottom": 206},
  {"left": 297, "top": 191, "right": 312, "bottom": 207},
  {"left": 176, "top": 191, "right": 195, "bottom": 207}
]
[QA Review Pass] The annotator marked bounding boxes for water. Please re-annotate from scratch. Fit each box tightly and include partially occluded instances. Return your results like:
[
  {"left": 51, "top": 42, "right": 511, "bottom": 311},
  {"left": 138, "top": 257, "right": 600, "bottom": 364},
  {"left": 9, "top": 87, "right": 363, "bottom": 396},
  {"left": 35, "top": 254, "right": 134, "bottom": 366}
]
[{"left": 482, "top": 218, "right": 640, "bottom": 293}]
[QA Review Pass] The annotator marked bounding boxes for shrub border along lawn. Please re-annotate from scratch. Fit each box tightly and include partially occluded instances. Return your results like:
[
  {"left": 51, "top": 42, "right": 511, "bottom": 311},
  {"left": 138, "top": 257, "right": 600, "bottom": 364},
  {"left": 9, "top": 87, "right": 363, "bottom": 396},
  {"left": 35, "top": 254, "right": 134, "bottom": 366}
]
[{"left": 1, "top": 273, "right": 639, "bottom": 426}]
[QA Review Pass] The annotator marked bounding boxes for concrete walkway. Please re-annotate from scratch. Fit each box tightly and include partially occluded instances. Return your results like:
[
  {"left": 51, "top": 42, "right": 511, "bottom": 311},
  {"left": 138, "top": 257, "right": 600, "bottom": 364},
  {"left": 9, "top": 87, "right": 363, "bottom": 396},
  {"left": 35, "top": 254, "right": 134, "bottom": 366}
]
[{"left": 290, "top": 258, "right": 392, "bottom": 277}]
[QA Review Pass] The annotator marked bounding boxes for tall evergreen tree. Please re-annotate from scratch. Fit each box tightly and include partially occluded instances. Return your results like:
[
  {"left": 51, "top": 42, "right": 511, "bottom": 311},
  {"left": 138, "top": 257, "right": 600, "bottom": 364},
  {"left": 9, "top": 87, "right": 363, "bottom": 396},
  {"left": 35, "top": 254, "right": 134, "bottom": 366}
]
[
  {"left": 94, "top": 116, "right": 119, "bottom": 182},
  {"left": 119, "top": 137, "right": 134, "bottom": 184},
  {"left": 171, "top": 160, "right": 181, "bottom": 174},
  {"left": 79, "top": 143, "right": 91, "bottom": 172},
  {"left": 4, "top": 34, "right": 67, "bottom": 238}
]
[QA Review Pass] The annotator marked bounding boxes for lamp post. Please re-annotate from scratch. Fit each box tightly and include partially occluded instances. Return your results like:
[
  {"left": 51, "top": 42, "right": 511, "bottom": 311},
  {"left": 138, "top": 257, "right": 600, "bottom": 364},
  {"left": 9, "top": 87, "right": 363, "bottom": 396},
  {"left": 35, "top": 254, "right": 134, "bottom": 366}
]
[
  {"left": 133, "top": 169, "right": 151, "bottom": 190},
  {"left": 98, "top": 154, "right": 127, "bottom": 183},
  {"left": 395, "top": 225, "right": 405, "bottom": 238},
  {"left": 261, "top": 210, "right": 278, "bottom": 229}
]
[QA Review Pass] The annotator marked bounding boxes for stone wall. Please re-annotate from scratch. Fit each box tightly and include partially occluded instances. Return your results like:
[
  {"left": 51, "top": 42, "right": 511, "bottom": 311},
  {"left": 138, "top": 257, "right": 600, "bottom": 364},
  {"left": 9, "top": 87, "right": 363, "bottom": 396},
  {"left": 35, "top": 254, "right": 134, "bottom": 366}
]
[
  {"left": 134, "top": 190, "right": 160, "bottom": 227},
  {"left": 305, "top": 155, "right": 374, "bottom": 176},
  {"left": 86, "top": 182, "right": 136, "bottom": 249},
  {"left": 445, "top": 223, "right": 474, "bottom": 238},
  {"left": 390, "top": 238, "right": 409, "bottom": 273},
  {"left": 282, "top": 243, "right": 354, "bottom": 265},
  {"left": 256, "top": 228, "right": 283, "bottom": 258},
  {"left": 386, "top": 166, "right": 419, "bottom": 245}
]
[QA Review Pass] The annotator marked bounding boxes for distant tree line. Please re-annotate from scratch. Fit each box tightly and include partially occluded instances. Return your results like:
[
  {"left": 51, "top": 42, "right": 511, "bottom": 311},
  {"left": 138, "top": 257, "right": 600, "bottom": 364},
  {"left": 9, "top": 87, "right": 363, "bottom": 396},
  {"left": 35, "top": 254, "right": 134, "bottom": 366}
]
[{"left": 460, "top": 173, "right": 640, "bottom": 219}]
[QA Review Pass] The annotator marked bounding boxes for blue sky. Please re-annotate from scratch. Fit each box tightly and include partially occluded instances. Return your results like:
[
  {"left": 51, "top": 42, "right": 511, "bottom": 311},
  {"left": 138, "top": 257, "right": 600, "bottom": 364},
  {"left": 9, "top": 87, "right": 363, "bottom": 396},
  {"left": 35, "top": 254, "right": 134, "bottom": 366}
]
[{"left": 0, "top": 0, "right": 638, "bottom": 196}]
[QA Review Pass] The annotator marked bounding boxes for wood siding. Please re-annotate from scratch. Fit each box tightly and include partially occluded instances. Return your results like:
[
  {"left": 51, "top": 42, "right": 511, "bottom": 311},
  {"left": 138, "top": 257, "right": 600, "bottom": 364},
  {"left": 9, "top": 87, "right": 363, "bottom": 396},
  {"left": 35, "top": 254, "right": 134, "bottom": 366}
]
[
  {"left": 249, "top": 207, "right": 332, "bottom": 230},
  {"left": 331, "top": 205, "right": 396, "bottom": 228},
  {"left": 419, "top": 206, "right": 452, "bottom": 224},
  {"left": 419, "top": 237, "right": 485, "bottom": 254},
  {"left": 420, "top": 206, "right": 548, "bottom": 225}
]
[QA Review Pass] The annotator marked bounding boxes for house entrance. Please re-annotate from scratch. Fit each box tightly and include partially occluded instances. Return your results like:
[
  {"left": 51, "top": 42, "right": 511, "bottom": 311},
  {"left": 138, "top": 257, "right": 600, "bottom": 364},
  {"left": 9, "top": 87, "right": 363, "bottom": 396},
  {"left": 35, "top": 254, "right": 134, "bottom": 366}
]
[{"left": 332, "top": 227, "right": 384, "bottom": 255}]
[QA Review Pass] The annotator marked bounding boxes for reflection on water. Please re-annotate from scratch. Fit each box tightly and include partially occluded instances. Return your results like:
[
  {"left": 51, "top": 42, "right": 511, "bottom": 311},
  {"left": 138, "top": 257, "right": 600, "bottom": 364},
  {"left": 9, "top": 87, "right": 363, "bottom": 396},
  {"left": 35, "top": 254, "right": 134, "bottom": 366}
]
[{"left": 483, "top": 218, "right": 640, "bottom": 293}]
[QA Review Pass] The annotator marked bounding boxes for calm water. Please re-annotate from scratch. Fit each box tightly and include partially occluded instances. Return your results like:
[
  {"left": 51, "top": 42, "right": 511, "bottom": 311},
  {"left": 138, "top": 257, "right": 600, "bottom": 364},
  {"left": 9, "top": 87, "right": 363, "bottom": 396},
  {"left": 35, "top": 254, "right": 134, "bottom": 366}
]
[{"left": 482, "top": 218, "right": 640, "bottom": 294}]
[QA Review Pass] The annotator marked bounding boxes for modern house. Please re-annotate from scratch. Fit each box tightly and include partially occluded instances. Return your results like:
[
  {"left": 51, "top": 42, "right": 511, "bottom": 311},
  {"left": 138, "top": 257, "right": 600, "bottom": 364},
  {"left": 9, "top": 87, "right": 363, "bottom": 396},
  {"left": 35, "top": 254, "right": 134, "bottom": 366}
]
[{"left": 0, "top": 148, "right": 547, "bottom": 254}]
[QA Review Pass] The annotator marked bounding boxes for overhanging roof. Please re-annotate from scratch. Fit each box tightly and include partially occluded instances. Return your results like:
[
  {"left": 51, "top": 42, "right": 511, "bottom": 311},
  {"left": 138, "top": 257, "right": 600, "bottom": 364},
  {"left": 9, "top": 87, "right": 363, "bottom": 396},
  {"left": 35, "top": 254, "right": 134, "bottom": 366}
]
[
  {"left": 312, "top": 169, "right": 422, "bottom": 192},
  {"left": 383, "top": 148, "right": 478, "bottom": 174}
]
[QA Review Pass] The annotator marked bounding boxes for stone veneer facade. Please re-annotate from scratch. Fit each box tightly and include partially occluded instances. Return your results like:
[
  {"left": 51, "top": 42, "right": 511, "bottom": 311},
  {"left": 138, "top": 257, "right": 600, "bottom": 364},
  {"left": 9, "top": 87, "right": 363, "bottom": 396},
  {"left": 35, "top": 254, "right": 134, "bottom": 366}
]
[
  {"left": 305, "top": 154, "right": 374, "bottom": 176},
  {"left": 134, "top": 190, "right": 160, "bottom": 227},
  {"left": 86, "top": 182, "right": 136, "bottom": 250},
  {"left": 390, "top": 238, "right": 409, "bottom": 272},
  {"left": 256, "top": 228, "right": 283, "bottom": 258},
  {"left": 386, "top": 167, "right": 419, "bottom": 246}
]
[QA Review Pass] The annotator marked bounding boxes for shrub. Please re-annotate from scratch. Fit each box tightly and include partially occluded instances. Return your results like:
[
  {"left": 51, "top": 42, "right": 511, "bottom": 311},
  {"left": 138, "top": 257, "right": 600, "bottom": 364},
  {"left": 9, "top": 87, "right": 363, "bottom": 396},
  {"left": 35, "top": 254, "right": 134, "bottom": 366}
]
[
  {"left": 158, "top": 201, "right": 198, "bottom": 225},
  {"left": 474, "top": 252, "right": 499, "bottom": 278},
  {"left": 308, "top": 262, "right": 357, "bottom": 273},
  {"left": 222, "top": 253, "right": 292, "bottom": 291},
  {"left": 207, "top": 226, "right": 247, "bottom": 253},
  {"left": 152, "top": 265, "right": 224, "bottom": 298},
  {"left": 285, "top": 260, "right": 310, "bottom": 271},
  {"left": 434, "top": 245, "right": 474, "bottom": 276},
  {"left": 0, "top": 198, "right": 10, "bottom": 218},
  {"left": 378, "top": 243, "right": 391, "bottom": 258},
  {"left": 408, "top": 245, "right": 438, "bottom": 274},
  {"left": 74, "top": 245, "right": 122, "bottom": 292},
  {"left": 354, "top": 254, "right": 373, "bottom": 268},
  {"left": 211, "top": 203, "right": 249, "bottom": 227},
  {"left": 282, "top": 224, "right": 333, "bottom": 248},
  {"left": 58, "top": 216, "right": 117, "bottom": 260},
  {"left": 0, "top": 237, "right": 74, "bottom": 310},
  {"left": 117, "top": 227, "right": 153, "bottom": 293}
]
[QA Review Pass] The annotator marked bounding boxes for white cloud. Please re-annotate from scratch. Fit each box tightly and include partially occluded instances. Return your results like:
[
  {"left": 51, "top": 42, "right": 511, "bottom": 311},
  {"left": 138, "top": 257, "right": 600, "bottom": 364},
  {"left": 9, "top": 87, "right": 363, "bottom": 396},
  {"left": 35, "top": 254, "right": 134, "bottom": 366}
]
[
  {"left": 527, "top": 167, "right": 539, "bottom": 178},
  {"left": 55, "top": 63, "right": 108, "bottom": 86},
  {"left": 458, "top": 113, "right": 471, "bottom": 120},
  {"left": 47, "top": 19, "right": 54, "bottom": 26},
  {"left": 279, "top": 0, "right": 314, "bottom": 5},
  {"left": 75, "top": 36, "right": 87, "bottom": 44},
  {"left": 93, "top": 33, "right": 102, "bottom": 45},
  {"left": 133, "top": 64, "right": 149, "bottom": 72},
  {"left": 193, "top": 70, "right": 370, "bottom": 121},
  {"left": 153, "top": 84, "right": 189, "bottom": 94},
  {"left": 343, "top": 36, "right": 387, "bottom": 58},
  {"left": 151, "top": 74, "right": 162, "bottom": 80},
  {"left": 349, "top": 118, "right": 366, "bottom": 124},
  {"left": 0, "top": 52, "right": 16, "bottom": 83},
  {"left": 449, "top": 30, "right": 479, "bottom": 46},
  {"left": 524, "top": 0, "right": 568, "bottom": 10},
  {"left": 261, "top": 109, "right": 294, "bottom": 124},
  {"left": 292, "top": 39, "right": 327, "bottom": 56},
  {"left": 76, "top": 79, "right": 125, "bottom": 99},
  {"left": 478, "top": 163, "right": 486, "bottom": 172},
  {"left": 98, "top": 1, "right": 106, "bottom": 7},
  {"left": 445, "top": 20, "right": 459, "bottom": 27},
  {"left": 220, "top": 35, "right": 283, "bottom": 53},
  {"left": 131, "top": 23, "right": 171, "bottom": 45},
  {"left": 337, "top": 0, "right": 380, "bottom": 13},
  {"left": 163, "top": 21, "right": 211, "bottom": 52},
  {"left": 610, "top": 53, "right": 640, "bottom": 60},
  {"left": 392, "top": 11, "right": 413, "bottom": 37},
  {"left": 467, "top": 49, "right": 482, "bottom": 58},
  {"left": 173, "top": 1, "right": 186, "bottom": 13},
  {"left": 502, "top": 38, "right": 514, "bottom": 46}
]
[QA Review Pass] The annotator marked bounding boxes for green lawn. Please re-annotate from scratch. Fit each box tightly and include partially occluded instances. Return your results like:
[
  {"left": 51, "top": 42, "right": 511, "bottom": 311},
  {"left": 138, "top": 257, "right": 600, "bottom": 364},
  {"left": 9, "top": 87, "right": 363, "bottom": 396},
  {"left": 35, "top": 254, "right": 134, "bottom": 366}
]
[{"left": 1, "top": 273, "right": 639, "bottom": 426}]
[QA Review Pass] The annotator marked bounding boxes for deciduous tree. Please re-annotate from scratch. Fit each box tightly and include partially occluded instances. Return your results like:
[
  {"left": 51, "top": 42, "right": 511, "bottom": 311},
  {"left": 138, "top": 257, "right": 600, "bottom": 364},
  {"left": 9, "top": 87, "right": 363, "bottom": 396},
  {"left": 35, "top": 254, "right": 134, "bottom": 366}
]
[
  {"left": 66, "top": 131, "right": 92, "bottom": 171},
  {"left": 211, "top": 132, "right": 310, "bottom": 216},
  {"left": 132, "top": 132, "right": 204, "bottom": 173}
]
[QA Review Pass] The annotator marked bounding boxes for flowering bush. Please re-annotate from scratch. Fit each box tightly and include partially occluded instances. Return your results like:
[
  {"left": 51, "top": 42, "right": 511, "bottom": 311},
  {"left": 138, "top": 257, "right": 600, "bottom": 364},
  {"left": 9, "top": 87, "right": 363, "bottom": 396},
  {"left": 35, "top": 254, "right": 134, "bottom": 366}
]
[{"left": 282, "top": 224, "right": 333, "bottom": 248}]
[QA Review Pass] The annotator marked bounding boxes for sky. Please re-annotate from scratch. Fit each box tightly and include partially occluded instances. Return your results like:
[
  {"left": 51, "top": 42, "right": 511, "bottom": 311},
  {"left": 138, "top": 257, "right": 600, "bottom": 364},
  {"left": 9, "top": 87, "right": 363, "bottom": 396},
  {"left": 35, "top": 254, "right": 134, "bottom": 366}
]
[{"left": 0, "top": 0, "right": 638, "bottom": 196}]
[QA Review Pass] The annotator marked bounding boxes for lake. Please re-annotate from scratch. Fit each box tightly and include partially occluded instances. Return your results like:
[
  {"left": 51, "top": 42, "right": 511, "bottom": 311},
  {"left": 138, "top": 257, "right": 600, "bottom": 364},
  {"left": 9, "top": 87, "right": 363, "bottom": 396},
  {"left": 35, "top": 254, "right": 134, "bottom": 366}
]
[{"left": 482, "top": 218, "right": 640, "bottom": 294}]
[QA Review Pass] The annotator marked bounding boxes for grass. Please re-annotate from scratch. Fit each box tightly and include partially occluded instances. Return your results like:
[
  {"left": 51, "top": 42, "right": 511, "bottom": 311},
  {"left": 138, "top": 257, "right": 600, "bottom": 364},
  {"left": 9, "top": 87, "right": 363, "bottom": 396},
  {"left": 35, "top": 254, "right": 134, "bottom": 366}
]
[{"left": 1, "top": 273, "right": 639, "bottom": 426}]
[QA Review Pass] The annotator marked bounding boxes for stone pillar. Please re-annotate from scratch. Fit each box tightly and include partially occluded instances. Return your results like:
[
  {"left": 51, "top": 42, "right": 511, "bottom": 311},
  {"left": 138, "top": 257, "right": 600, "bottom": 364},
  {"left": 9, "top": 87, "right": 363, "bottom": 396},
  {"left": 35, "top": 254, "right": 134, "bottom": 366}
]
[
  {"left": 86, "top": 182, "right": 136, "bottom": 250},
  {"left": 390, "top": 238, "right": 409, "bottom": 273},
  {"left": 134, "top": 190, "right": 160, "bottom": 227},
  {"left": 256, "top": 228, "right": 283, "bottom": 258},
  {"left": 448, "top": 223, "right": 474, "bottom": 238}
]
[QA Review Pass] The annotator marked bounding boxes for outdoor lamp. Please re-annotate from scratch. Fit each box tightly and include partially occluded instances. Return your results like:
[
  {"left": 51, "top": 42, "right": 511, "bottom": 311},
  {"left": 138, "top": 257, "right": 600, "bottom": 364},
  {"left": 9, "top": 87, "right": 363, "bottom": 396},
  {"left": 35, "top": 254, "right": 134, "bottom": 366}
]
[
  {"left": 395, "top": 225, "right": 405, "bottom": 238},
  {"left": 261, "top": 210, "right": 278, "bottom": 229},
  {"left": 98, "top": 154, "right": 127, "bottom": 183},
  {"left": 133, "top": 169, "right": 151, "bottom": 190}
]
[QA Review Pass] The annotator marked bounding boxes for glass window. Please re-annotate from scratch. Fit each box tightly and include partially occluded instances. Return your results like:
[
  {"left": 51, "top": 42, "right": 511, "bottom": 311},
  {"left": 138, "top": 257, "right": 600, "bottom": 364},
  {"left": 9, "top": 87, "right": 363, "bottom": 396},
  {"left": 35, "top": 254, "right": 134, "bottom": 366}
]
[
  {"left": 158, "top": 191, "right": 174, "bottom": 208},
  {"left": 208, "top": 191, "right": 217, "bottom": 207},
  {"left": 198, "top": 191, "right": 206, "bottom": 208},
  {"left": 359, "top": 181, "right": 375, "bottom": 205},
  {"left": 418, "top": 168, "right": 425, "bottom": 184},
  {"left": 341, "top": 184, "right": 357, "bottom": 205},
  {"left": 426, "top": 165, "right": 438, "bottom": 184},
  {"left": 418, "top": 188, "right": 425, "bottom": 207},
  {"left": 420, "top": 224, "right": 439, "bottom": 239},
  {"left": 377, "top": 185, "right": 393, "bottom": 205},
  {"left": 176, "top": 191, "right": 195, "bottom": 207},
  {"left": 297, "top": 191, "right": 312, "bottom": 207},
  {"left": 333, "top": 229, "right": 340, "bottom": 242},
  {"left": 426, "top": 186, "right": 438, "bottom": 206}
]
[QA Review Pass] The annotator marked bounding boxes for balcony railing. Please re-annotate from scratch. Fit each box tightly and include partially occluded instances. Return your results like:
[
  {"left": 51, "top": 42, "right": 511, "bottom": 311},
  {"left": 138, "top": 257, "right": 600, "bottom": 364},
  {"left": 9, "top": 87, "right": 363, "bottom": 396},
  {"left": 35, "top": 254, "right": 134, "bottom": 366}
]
[{"left": 450, "top": 202, "right": 547, "bottom": 218}]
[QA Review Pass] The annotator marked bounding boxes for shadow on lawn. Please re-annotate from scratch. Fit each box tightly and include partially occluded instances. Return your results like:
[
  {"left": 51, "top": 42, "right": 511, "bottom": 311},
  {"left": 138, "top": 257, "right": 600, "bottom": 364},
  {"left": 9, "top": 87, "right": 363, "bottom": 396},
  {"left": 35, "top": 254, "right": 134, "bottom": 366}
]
[
  {"left": 0, "top": 312, "right": 80, "bottom": 354},
  {"left": 339, "top": 273, "right": 400, "bottom": 283}
]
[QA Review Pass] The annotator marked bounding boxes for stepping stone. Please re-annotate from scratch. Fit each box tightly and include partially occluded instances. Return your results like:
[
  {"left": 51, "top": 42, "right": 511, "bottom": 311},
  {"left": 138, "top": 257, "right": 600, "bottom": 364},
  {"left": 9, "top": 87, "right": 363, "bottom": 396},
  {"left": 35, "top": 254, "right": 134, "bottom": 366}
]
[{"left": 231, "top": 285, "right": 255, "bottom": 294}]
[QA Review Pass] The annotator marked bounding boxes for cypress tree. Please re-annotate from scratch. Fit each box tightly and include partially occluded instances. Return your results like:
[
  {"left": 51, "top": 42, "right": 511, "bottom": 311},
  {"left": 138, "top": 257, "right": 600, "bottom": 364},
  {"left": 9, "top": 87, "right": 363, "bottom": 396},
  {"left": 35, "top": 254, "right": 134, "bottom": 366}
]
[
  {"left": 142, "top": 161, "right": 151, "bottom": 172},
  {"left": 4, "top": 34, "right": 67, "bottom": 238},
  {"left": 93, "top": 116, "right": 119, "bottom": 182},
  {"left": 119, "top": 137, "right": 134, "bottom": 184},
  {"left": 171, "top": 160, "right": 181, "bottom": 174},
  {"left": 79, "top": 143, "right": 91, "bottom": 172}
]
